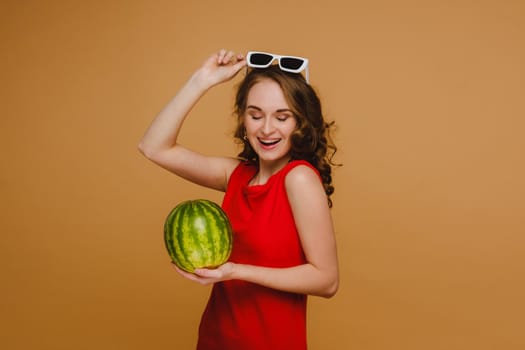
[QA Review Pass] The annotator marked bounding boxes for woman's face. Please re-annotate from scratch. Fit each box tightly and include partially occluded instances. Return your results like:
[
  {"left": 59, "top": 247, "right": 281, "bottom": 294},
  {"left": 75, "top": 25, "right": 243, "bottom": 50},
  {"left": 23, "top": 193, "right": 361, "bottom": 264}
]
[{"left": 243, "top": 78, "right": 297, "bottom": 169}]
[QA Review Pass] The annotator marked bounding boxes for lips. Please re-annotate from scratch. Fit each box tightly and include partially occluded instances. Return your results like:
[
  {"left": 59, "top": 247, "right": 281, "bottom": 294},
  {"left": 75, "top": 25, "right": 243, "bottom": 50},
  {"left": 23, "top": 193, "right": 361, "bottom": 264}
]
[{"left": 258, "top": 138, "right": 280, "bottom": 147}]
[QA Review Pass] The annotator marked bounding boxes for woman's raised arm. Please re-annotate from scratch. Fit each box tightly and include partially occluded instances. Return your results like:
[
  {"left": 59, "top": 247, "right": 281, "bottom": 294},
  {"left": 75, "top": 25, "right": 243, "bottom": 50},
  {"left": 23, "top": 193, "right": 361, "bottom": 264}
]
[{"left": 138, "top": 50, "right": 246, "bottom": 191}]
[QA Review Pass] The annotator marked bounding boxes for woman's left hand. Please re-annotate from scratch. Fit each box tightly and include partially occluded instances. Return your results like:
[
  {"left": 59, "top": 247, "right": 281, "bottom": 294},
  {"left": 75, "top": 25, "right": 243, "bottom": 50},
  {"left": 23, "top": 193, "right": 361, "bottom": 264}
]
[{"left": 172, "top": 262, "right": 235, "bottom": 285}]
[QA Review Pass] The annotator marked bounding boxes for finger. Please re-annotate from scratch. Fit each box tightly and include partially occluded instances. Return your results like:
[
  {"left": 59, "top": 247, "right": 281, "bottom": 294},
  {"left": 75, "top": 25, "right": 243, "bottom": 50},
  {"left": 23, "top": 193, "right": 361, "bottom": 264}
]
[
  {"left": 171, "top": 262, "right": 199, "bottom": 278},
  {"left": 174, "top": 266, "right": 209, "bottom": 284},
  {"left": 217, "top": 48, "right": 227, "bottom": 64},
  {"left": 223, "top": 50, "right": 237, "bottom": 65},
  {"left": 217, "top": 51, "right": 233, "bottom": 65},
  {"left": 232, "top": 58, "right": 247, "bottom": 71},
  {"left": 171, "top": 263, "right": 215, "bottom": 284},
  {"left": 172, "top": 263, "right": 191, "bottom": 276},
  {"left": 193, "top": 268, "right": 220, "bottom": 278}
]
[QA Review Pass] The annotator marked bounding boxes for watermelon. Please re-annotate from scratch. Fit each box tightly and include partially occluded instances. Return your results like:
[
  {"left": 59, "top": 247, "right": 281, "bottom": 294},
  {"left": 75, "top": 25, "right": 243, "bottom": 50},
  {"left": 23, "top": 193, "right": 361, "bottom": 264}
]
[{"left": 164, "top": 199, "right": 233, "bottom": 273}]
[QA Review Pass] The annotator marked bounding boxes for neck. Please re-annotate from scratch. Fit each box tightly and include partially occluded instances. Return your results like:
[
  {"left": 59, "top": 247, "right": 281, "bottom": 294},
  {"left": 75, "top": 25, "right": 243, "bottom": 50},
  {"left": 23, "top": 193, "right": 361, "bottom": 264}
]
[{"left": 252, "top": 157, "right": 291, "bottom": 185}]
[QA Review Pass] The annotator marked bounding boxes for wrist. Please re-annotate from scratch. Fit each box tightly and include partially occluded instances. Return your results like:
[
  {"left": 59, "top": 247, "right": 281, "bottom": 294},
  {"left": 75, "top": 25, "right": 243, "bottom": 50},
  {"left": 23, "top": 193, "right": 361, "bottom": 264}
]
[
  {"left": 189, "top": 70, "right": 215, "bottom": 92},
  {"left": 230, "top": 262, "right": 243, "bottom": 280}
]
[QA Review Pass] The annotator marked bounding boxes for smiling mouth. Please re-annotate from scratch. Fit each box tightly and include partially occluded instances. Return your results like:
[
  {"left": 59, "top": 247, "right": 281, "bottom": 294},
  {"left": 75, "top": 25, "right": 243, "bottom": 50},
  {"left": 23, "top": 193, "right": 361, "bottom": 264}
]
[{"left": 258, "top": 138, "right": 281, "bottom": 146}]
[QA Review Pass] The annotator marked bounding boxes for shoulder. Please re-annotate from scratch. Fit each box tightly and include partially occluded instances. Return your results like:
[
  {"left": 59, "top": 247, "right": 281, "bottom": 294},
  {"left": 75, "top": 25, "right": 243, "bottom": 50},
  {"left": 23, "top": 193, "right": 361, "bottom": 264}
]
[
  {"left": 284, "top": 162, "right": 329, "bottom": 214},
  {"left": 284, "top": 160, "right": 321, "bottom": 183},
  {"left": 284, "top": 161, "right": 323, "bottom": 196}
]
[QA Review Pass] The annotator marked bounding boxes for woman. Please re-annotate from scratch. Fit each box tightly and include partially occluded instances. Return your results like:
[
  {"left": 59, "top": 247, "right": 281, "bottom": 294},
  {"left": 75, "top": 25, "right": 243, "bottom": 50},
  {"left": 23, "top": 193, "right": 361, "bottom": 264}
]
[{"left": 139, "top": 49, "right": 339, "bottom": 350}]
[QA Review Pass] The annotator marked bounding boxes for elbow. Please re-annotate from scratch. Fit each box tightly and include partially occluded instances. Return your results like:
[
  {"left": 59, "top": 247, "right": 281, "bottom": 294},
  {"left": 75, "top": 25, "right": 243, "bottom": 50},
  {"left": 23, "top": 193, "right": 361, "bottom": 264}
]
[
  {"left": 320, "top": 278, "right": 339, "bottom": 299},
  {"left": 137, "top": 141, "right": 155, "bottom": 160},
  {"left": 315, "top": 273, "right": 339, "bottom": 299},
  {"left": 137, "top": 141, "right": 146, "bottom": 156},
  {"left": 138, "top": 140, "right": 174, "bottom": 163}
]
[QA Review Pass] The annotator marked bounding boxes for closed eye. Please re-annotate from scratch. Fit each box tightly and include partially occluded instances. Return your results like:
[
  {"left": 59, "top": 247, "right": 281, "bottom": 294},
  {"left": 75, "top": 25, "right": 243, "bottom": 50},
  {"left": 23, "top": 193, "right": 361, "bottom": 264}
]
[{"left": 276, "top": 114, "right": 292, "bottom": 122}]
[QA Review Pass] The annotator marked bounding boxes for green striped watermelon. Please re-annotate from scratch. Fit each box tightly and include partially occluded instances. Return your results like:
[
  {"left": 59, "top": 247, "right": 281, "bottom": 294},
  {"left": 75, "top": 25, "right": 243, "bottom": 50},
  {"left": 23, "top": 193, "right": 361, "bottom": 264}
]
[{"left": 164, "top": 199, "right": 233, "bottom": 273}]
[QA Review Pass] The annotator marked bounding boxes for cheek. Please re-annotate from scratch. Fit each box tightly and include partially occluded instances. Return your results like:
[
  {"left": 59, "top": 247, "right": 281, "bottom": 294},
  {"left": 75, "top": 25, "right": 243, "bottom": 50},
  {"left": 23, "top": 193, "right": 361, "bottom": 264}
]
[
  {"left": 242, "top": 115, "right": 253, "bottom": 132},
  {"left": 243, "top": 120, "right": 257, "bottom": 135},
  {"left": 284, "top": 121, "right": 298, "bottom": 137}
]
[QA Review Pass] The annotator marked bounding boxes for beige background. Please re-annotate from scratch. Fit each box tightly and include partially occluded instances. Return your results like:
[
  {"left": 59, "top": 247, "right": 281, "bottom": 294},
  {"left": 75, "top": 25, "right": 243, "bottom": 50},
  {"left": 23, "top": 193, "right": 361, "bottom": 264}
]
[{"left": 1, "top": 0, "right": 524, "bottom": 349}]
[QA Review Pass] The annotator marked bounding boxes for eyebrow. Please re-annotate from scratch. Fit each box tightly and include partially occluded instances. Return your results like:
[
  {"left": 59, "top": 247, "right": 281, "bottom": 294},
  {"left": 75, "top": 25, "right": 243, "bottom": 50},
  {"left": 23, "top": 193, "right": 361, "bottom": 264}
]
[{"left": 246, "top": 105, "right": 293, "bottom": 113}]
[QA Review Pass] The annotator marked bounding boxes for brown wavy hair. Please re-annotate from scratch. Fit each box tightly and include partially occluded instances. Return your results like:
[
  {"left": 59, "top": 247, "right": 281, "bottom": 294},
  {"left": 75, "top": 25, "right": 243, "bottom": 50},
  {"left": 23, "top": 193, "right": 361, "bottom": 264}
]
[{"left": 233, "top": 65, "right": 339, "bottom": 207}]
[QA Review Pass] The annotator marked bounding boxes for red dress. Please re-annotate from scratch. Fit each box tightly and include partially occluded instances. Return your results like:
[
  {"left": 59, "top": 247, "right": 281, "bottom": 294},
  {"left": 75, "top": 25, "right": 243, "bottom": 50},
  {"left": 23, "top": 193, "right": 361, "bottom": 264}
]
[{"left": 197, "top": 160, "right": 319, "bottom": 350}]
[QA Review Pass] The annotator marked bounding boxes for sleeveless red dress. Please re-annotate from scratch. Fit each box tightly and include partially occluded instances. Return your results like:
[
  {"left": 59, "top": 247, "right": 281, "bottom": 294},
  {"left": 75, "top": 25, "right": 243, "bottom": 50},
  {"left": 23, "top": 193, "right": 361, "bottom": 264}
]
[{"left": 196, "top": 160, "right": 319, "bottom": 350}]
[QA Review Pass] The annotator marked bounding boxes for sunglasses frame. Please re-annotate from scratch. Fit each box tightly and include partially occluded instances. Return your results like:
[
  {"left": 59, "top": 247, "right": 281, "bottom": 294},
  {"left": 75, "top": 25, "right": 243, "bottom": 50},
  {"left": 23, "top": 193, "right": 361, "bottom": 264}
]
[{"left": 246, "top": 51, "right": 309, "bottom": 83}]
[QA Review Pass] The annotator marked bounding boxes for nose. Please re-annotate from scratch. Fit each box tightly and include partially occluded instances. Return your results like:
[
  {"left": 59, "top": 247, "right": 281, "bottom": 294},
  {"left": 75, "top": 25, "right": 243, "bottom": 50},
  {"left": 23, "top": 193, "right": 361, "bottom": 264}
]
[{"left": 262, "top": 117, "right": 275, "bottom": 135}]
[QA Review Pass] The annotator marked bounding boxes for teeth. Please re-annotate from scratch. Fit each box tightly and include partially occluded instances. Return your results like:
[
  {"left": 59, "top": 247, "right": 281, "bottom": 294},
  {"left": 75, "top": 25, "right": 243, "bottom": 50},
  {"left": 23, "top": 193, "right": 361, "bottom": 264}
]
[{"left": 259, "top": 139, "right": 280, "bottom": 146}]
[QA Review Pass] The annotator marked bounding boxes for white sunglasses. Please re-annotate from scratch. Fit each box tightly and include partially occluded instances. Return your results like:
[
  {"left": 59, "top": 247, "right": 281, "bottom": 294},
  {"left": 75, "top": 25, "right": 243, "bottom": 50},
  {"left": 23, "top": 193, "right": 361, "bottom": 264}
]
[{"left": 246, "top": 51, "right": 309, "bottom": 83}]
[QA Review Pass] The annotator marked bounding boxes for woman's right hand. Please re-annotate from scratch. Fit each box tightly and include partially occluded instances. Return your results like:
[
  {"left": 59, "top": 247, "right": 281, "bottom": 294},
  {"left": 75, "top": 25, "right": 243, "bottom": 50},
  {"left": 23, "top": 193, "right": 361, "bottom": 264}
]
[{"left": 192, "top": 49, "right": 247, "bottom": 89}]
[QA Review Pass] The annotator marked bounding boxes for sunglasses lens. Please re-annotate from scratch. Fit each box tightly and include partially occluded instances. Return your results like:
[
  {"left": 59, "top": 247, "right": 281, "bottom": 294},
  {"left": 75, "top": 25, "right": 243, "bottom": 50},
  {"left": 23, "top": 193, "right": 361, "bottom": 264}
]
[
  {"left": 249, "top": 53, "right": 273, "bottom": 66},
  {"left": 280, "top": 57, "right": 305, "bottom": 70}
]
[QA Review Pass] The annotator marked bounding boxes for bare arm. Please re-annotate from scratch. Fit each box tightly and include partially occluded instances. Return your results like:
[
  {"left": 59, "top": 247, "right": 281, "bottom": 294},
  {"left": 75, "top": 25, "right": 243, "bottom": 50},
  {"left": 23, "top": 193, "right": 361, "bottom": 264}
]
[
  {"left": 175, "top": 165, "right": 339, "bottom": 298},
  {"left": 138, "top": 50, "right": 246, "bottom": 191}
]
